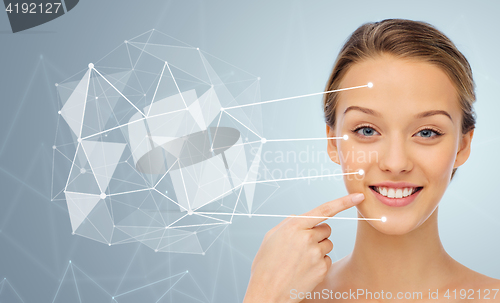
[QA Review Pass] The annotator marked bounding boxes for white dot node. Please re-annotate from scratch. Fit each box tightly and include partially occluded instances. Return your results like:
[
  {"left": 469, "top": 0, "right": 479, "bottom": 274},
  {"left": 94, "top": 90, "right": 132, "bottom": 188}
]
[
  {"left": 261, "top": 138, "right": 267, "bottom": 144},
  {"left": 80, "top": 168, "right": 86, "bottom": 174},
  {"left": 52, "top": 145, "right": 56, "bottom": 150},
  {"left": 211, "top": 84, "right": 214, "bottom": 88},
  {"left": 100, "top": 193, "right": 106, "bottom": 200},
  {"left": 220, "top": 107, "right": 225, "bottom": 112},
  {"left": 202, "top": 252, "right": 205, "bottom": 256},
  {"left": 381, "top": 216, "right": 387, "bottom": 222},
  {"left": 58, "top": 111, "right": 61, "bottom": 114},
  {"left": 143, "top": 94, "right": 146, "bottom": 96},
  {"left": 343, "top": 134, "right": 348, "bottom": 141},
  {"left": 257, "top": 77, "right": 261, "bottom": 80},
  {"left": 77, "top": 138, "right": 82, "bottom": 143},
  {"left": 124, "top": 40, "right": 128, "bottom": 43},
  {"left": 55, "top": 83, "right": 58, "bottom": 87},
  {"left": 108, "top": 243, "right": 111, "bottom": 246},
  {"left": 358, "top": 169, "right": 365, "bottom": 176},
  {"left": 155, "top": 249, "right": 158, "bottom": 252},
  {"left": 196, "top": 47, "right": 199, "bottom": 50},
  {"left": 186, "top": 270, "right": 189, "bottom": 273},
  {"left": 88, "top": 63, "right": 94, "bottom": 69},
  {"left": 367, "top": 82, "right": 373, "bottom": 88},
  {"left": 188, "top": 210, "right": 193, "bottom": 215},
  {"left": 69, "top": 260, "right": 72, "bottom": 263},
  {"left": 95, "top": 97, "right": 98, "bottom": 99}
]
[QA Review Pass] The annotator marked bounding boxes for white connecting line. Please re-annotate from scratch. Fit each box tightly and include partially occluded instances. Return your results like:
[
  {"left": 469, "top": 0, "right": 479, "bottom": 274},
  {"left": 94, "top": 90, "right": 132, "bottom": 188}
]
[
  {"left": 189, "top": 169, "right": 383, "bottom": 221},
  {"left": 195, "top": 212, "right": 385, "bottom": 222},
  {"left": 211, "top": 135, "right": 348, "bottom": 152},
  {"left": 222, "top": 83, "right": 373, "bottom": 110}
]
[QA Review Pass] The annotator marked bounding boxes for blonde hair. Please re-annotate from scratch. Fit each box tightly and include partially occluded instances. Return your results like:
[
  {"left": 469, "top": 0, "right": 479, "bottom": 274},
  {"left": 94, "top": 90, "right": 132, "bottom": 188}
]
[{"left": 323, "top": 19, "right": 476, "bottom": 178}]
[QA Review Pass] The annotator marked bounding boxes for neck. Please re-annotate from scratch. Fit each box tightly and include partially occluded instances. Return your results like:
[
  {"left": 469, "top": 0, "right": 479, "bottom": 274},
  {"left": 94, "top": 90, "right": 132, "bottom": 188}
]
[{"left": 345, "top": 208, "right": 454, "bottom": 290}]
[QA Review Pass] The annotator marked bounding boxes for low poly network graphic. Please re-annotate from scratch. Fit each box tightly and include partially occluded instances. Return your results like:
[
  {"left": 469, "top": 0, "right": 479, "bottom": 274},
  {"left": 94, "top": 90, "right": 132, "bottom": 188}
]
[
  {"left": 51, "top": 29, "right": 372, "bottom": 254},
  {"left": 51, "top": 29, "right": 280, "bottom": 254}
]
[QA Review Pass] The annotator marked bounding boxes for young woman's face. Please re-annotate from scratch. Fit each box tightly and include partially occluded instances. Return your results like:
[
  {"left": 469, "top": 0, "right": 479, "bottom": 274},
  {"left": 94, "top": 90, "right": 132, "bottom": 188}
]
[{"left": 327, "top": 55, "right": 473, "bottom": 235}]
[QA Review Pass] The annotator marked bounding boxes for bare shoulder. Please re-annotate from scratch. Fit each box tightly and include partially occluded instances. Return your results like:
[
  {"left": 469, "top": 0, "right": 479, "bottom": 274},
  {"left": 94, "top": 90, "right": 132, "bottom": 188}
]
[
  {"left": 453, "top": 261, "right": 500, "bottom": 287},
  {"left": 447, "top": 262, "right": 500, "bottom": 301},
  {"left": 466, "top": 274, "right": 500, "bottom": 302}
]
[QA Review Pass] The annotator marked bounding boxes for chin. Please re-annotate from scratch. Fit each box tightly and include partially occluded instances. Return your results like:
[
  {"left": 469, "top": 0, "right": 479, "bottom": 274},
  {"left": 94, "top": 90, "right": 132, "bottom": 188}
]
[
  {"left": 357, "top": 207, "right": 424, "bottom": 235},
  {"left": 354, "top": 189, "right": 440, "bottom": 236}
]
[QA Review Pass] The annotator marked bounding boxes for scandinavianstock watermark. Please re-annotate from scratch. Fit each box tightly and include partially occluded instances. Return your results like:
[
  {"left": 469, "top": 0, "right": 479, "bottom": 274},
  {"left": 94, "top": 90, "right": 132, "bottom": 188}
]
[
  {"left": 290, "top": 288, "right": 499, "bottom": 300},
  {"left": 251, "top": 146, "right": 378, "bottom": 184}
]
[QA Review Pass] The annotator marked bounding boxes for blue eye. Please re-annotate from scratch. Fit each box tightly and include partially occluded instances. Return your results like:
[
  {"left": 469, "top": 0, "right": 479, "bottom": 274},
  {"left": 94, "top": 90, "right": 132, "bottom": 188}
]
[
  {"left": 414, "top": 129, "right": 441, "bottom": 138},
  {"left": 356, "top": 127, "right": 379, "bottom": 137}
]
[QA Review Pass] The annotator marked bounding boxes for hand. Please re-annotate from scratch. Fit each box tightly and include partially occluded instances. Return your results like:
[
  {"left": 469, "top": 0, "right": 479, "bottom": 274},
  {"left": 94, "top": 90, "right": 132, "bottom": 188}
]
[{"left": 243, "top": 193, "right": 365, "bottom": 303}]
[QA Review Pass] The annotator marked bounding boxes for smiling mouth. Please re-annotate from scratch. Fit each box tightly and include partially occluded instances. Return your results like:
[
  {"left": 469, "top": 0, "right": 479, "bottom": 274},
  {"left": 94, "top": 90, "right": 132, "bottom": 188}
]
[{"left": 369, "top": 186, "right": 423, "bottom": 198}]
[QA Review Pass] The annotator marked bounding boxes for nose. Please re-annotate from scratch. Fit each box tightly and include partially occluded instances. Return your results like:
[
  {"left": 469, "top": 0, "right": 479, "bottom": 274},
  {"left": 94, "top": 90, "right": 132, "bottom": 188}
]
[{"left": 378, "top": 136, "right": 413, "bottom": 174}]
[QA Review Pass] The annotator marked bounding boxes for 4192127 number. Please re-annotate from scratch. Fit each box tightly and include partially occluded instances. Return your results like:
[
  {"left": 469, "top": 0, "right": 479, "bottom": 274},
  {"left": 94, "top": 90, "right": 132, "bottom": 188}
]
[{"left": 5, "top": 2, "right": 62, "bottom": 14}]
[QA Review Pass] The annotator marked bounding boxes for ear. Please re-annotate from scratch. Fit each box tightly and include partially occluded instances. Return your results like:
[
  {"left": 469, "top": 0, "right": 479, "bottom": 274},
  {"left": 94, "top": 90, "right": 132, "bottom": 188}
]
[
  {"left": 326, "top": 124, "right": 341, "bottom": 165},
  {"left": 453, "top": 129, "right": 474, "bottom": 168}
]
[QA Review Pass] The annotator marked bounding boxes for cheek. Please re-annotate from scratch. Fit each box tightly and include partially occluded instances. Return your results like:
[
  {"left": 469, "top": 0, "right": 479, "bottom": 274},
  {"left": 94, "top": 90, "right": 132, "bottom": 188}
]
[
  {"left": 413, "top": 141, "right": 457, "bottom": 186},
  {"left": 337, "top": 141, "right": 376, "bottom": 191}
]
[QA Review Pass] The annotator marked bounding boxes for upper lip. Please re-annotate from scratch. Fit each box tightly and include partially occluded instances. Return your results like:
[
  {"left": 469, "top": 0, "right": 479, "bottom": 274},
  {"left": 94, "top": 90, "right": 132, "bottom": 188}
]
[{"left": 369, "top": 181, "right": 422, "bottom": 188}]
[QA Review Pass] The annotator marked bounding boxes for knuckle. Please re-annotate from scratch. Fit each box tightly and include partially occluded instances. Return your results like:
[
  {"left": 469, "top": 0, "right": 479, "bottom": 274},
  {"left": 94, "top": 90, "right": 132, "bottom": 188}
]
[
  {"left": 325, "top": 240, "right": 334, "bottom": 253},
  {"left": 319, "top": 204, "right": 332, "bottom": 218},
  {"left": 290, "top": 218, "right": 300, "bottom": 228},
  {"left": 302, "top": 232, "right": 313, "bottom": 244},
  {"left": 319, "top": 262, "right": 329, "bottom": 275},
  {"left": 324, "top": 256, "right": 332, "bottom": 271},
  {"left": 312, "top": 246, "right": 323, "bottom": 260},
  {"left": 324, "top": 223, "right": 332, "bottom": 234}
]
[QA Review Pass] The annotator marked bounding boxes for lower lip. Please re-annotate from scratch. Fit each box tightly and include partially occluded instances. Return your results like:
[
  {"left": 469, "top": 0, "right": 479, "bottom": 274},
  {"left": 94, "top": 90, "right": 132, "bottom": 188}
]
[{"left": 370, "top": 187, "right": 421, "bottom": 207}]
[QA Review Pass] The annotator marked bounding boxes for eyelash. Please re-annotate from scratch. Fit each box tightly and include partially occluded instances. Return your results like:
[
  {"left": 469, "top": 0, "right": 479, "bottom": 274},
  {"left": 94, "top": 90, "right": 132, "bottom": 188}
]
[
  {"left": 351, "top": 124, "right": 379, "bottom": 138},
  {"left": 414, "top": 127, "right": 444, "bottom": 138},
  {"left": 351, "top": 124, "right": 445, "bottom": 139}
]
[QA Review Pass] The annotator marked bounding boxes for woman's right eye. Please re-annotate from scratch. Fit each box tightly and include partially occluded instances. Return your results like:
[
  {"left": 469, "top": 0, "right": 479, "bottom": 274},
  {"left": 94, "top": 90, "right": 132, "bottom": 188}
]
[{"left": 355, "top": 127, "right": 379, "bottom": 137}]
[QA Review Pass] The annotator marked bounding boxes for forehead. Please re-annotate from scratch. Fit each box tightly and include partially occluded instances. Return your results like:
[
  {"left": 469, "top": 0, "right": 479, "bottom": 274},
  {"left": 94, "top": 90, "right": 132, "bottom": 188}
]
[{"left": 336, "top": 55, "right": 461, "bottom": 121}]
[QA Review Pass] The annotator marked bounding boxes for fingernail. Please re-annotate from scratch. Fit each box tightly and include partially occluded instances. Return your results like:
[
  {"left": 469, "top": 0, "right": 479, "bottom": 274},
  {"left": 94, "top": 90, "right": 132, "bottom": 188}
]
[{"left": 351, "top": 193, "right": 365, "bottom": 204}]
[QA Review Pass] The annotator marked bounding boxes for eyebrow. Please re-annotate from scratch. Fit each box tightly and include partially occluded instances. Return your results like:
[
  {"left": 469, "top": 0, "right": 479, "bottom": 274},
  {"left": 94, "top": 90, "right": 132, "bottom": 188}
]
[
  {"left": 415, "top": 110, "right": 453, "bottom": 122},
  {"left": 343, "top": 106, "right": 382, "bottom": 117},
  {"left": 343, "top": 106, "right": 453, "bottom": 122}
]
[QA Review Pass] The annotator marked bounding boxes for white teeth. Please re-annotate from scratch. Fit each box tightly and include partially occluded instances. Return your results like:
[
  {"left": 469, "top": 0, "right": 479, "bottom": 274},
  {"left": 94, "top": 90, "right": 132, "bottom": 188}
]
[
  {"left": 375, "top": 186, "right": 418, "bottom": 198},
  {"left": 395, "top": 189, "right": 403, "bottom": 198}
]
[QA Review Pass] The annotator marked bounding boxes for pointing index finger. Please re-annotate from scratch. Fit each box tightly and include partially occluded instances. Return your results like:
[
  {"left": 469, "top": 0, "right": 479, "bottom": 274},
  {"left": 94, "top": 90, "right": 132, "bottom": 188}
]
[{"left": 299, "top": 193, "right": 365, "bottom": 228}]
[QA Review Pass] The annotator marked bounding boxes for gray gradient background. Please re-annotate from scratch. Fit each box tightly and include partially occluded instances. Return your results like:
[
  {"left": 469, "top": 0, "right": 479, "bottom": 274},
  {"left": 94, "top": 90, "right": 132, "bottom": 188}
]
[{"left": 0, "top": 0, "right": 499, "bottom": 302}]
